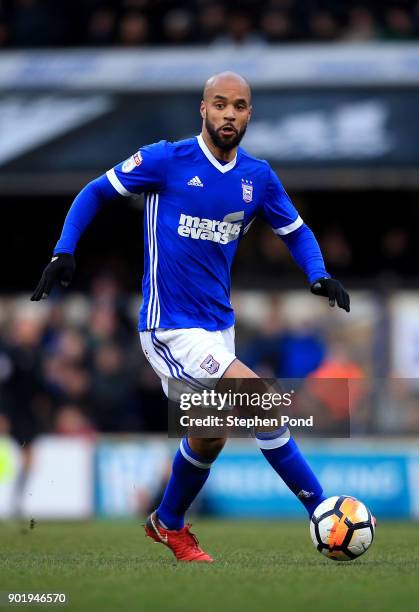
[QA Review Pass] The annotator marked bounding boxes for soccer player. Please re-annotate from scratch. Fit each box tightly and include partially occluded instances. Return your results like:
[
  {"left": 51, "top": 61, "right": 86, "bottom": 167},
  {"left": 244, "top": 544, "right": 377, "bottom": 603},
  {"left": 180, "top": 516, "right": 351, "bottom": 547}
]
[{"left": 32, "top": 72, "right": 350, "bottom": 563}]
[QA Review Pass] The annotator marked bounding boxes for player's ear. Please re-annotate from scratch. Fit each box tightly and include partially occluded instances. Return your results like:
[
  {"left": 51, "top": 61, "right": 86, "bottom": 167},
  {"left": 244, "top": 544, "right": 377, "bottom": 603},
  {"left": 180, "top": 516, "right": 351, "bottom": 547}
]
[
  {"left": 247, "top": 105, "right": 253, "bottom": 123},
  {"left": 200, "top": 100, "right": 206, "bottom": 119}
]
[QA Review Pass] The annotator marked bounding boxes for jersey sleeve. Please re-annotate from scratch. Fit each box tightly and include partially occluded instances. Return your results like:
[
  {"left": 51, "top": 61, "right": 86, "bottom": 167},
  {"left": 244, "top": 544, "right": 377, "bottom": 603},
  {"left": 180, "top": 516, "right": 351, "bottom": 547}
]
[
  {"left": 106, "top": 140, "right": 168, "bottom": 197},
  {"left": 259, "top": 166, "right": 303, "bottom": 236}
]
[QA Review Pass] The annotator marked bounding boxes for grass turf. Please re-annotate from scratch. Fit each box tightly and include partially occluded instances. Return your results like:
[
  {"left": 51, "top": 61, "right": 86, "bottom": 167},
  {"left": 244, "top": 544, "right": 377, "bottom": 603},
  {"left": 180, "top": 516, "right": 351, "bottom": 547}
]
[{"left": 0, "top": 519, "right": 418, "bottom": 612}]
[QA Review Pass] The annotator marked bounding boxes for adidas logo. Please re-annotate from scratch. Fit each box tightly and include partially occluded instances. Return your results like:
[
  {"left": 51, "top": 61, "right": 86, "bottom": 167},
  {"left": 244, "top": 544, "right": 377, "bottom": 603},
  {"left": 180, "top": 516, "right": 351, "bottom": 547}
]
[{"left": 187, "top": 176, "right": 203, "bottom": 187}]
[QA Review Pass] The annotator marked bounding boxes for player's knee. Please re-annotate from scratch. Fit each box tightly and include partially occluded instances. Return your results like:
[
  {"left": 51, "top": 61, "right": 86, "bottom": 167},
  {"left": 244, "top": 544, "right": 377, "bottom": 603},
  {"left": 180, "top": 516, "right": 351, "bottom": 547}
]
[{"left": 188, "top": 437, "right": 226, "bottom": 461}]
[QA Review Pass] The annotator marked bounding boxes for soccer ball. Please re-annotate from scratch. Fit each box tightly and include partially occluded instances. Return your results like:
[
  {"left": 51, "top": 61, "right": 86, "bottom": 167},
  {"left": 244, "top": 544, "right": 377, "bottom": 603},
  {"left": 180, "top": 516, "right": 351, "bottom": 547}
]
[{"left": 310, "top": 496, "right": 375, "bottom": 561}]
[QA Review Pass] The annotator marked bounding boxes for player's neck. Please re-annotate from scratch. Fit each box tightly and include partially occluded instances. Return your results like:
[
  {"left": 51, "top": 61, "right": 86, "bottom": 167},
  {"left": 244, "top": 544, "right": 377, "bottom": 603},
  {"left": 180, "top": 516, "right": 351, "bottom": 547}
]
[{"left": 200, "top": 131, "right": 237, "bottom": 163}]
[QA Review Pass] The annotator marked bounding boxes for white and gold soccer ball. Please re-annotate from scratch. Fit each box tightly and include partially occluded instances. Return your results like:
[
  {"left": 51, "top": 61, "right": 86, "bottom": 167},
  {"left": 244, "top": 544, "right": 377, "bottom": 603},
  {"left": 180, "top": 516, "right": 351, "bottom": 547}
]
[{"left": 310, "top": 496, "right": 375, "bottom": 561}]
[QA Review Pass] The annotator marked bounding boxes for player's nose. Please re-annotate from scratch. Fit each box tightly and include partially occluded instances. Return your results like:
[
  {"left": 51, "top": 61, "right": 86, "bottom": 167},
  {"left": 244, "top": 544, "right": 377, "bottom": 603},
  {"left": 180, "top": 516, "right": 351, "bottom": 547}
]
[{"left": 224, "top": 106, "right": 236, "bottom": 121}]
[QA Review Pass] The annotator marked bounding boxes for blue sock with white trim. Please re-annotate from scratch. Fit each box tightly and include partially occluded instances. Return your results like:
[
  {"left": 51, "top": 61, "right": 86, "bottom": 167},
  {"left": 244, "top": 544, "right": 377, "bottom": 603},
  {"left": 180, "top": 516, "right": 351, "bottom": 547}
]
[
  {"left": 156, "top": 437, "right": 213, "bottom": 530},
  {"left": 256, "top": 428, "right": 326, "bottom": 517}
]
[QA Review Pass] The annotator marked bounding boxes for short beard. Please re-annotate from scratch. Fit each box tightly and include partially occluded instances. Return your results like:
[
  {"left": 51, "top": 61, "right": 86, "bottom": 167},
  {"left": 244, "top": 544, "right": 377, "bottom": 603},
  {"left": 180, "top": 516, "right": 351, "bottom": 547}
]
[{"left": 205, "top": 116, "right": 247, "bottom": 152}]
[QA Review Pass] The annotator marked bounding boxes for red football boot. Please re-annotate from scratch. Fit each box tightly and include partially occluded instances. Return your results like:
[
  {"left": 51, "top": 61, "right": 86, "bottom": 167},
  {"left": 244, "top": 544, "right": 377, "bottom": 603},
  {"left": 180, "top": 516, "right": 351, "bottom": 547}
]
[{"left": 145, "top": 511, "right": 213, "bottom": 562}]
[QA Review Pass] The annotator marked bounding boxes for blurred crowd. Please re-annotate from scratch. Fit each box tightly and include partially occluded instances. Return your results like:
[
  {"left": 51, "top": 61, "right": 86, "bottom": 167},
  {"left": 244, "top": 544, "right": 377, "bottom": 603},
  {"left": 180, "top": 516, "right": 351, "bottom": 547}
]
[
  {"left": 0, "top": 0, "right": 418, "bottom": 48},
  {"left": 0, "top": 275, "right": 169, "bottom": 444},
  {"left": 235, "top": 197, "right": 417, "bottom": 286},
  {"left": 1, "top": 270, "right": 419, "bottom": 443}
]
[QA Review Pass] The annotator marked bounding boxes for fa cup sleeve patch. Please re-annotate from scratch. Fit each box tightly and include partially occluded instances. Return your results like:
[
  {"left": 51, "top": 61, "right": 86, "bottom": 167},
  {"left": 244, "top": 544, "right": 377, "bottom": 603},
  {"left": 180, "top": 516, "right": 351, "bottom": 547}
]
[{"left": 122, "top": 151, "right": 143, "bottom": 172}]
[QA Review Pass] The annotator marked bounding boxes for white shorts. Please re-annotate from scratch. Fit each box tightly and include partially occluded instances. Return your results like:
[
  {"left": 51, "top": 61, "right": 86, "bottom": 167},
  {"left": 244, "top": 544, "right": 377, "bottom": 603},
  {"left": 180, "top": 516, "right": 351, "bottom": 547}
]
[{"left": 139, "top": 326, "right": 236, "bottom": 398}]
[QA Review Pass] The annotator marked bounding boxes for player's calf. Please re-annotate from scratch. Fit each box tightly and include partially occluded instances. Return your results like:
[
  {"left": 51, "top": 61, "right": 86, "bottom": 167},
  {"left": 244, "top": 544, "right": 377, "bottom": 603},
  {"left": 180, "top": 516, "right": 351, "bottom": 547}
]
[
  {"left": 155, "top": 437, "right": 219, "bottom": 531},
  {"left": 256, "top": 427, "right": 326, "bottom": 516}
]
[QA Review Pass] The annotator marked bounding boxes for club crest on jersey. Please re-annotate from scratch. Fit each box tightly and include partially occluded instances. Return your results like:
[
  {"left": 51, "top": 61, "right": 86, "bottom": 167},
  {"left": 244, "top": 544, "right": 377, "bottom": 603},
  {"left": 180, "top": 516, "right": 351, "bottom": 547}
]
[
  {"left": 241, "top": 179, "right": 253, "bottom": 203},
  {"left": 200, "top": 354, "right": 220, "bottom": 375},
  {"left": 122, "top": 151, "right": 143, "bottom": 173}
]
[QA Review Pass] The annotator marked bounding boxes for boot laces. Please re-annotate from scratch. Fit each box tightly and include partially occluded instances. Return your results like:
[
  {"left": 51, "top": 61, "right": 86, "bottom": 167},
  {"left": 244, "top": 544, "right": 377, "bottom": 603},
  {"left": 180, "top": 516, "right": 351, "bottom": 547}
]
[{"left": 174, "top": 524, "right": 203, "bottom": 555}]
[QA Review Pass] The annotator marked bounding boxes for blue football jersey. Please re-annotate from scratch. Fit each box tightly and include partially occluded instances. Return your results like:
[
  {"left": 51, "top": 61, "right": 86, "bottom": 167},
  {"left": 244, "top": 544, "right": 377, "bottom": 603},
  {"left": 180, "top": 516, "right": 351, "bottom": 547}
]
[{"left": 106, "top": 135, "right": 303, "bottom": 332}]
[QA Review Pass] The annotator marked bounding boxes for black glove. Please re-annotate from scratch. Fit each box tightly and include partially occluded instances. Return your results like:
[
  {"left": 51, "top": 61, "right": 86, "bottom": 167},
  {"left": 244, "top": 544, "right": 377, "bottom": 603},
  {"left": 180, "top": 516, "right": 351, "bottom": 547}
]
[
  {"left": 31, "top": 253, "right": 76, "bottom": 301},
  {"left": 310, "top": 277, "right": 350, "bottom": 312}
]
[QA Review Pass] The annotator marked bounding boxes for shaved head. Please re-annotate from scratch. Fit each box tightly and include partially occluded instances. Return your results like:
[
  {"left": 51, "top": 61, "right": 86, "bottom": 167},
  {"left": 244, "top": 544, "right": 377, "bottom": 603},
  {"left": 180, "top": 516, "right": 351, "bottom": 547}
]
[
  {"left": 203, "top": 71, "right": 251, "bottom": 103},
  {"left": 200, "top": 71, "right": 252, "bottom": 155}
]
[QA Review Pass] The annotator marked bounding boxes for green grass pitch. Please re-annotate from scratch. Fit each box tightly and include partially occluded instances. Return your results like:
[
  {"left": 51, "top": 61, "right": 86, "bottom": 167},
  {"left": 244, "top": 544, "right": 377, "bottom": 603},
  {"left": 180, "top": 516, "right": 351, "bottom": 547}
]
[{"left": 0, "top": 519, "right": 418, "bottom": 611}]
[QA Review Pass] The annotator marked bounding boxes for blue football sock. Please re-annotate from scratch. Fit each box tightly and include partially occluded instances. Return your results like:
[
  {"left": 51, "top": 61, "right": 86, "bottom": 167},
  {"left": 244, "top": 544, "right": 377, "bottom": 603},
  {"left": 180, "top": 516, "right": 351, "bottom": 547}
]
[
  {"left": 156, "top": 437, "right": 213, "bottom": 530},
  {"left": 256, "top": 428, "right": 326, "bottom": 516}
]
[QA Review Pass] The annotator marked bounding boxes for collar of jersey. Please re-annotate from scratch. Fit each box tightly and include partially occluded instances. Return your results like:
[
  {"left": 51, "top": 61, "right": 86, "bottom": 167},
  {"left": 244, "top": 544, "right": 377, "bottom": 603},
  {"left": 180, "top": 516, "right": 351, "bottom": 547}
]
[{"left": 197, "top": 134, "right": 238, "bottom": 174}]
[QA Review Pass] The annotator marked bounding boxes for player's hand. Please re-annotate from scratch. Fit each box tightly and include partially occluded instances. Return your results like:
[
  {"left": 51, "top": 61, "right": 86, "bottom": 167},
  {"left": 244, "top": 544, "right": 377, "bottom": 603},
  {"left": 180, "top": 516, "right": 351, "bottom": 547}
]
[
  {"left": 31, "top": 253, "right": 76, "bottom": 301},
  {"left": 310, "top": 277, "right": 350, "bottom": 312}
]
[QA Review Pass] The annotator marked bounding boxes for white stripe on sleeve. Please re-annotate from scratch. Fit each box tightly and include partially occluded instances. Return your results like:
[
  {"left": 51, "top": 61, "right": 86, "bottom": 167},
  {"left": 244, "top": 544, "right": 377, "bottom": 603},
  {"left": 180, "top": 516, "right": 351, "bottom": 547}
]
[
  {"left": 273, "top": 215, "right": 304, "bottom": 236},
  {"left": 106, "top": 168, "right": 136, "bottom": 197}
]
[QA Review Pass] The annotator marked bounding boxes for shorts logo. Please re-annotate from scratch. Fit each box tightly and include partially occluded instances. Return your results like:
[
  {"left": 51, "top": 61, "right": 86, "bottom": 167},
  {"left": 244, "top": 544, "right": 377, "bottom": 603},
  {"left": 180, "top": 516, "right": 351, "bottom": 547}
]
[
  {"left": 122, "top": 151, "right": 143, "bottom": 173},
  {"left": 242, "top": 179, "right": 253, "bottom": 203},
  {"left": 200, "top": 355, "right": 220, "bottom": 375}
]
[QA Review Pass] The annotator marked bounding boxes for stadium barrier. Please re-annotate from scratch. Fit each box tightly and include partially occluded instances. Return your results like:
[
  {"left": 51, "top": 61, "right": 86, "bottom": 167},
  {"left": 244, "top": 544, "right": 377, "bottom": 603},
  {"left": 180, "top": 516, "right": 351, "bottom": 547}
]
[
  {"left": 1, "top": 44, "right": 419, "bottom": 192},
  {"left": 1, "top": 45, "right": 418, "bottom": 90},
  {"left": 1, "top": 436, "right": 418, "bottom": 520}
]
